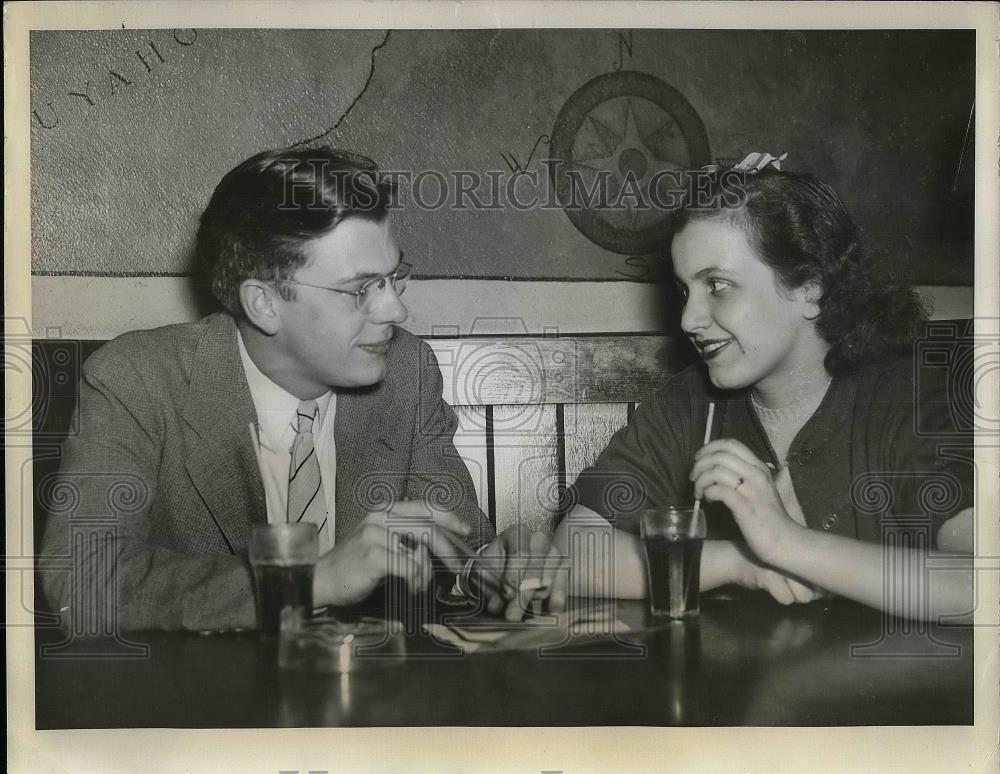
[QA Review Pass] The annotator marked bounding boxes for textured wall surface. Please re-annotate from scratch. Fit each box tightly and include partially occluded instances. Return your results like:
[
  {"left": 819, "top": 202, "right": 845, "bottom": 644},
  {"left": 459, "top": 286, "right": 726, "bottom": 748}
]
[{"left": 30, "top": 29, "right": 974, "bottom": 282}]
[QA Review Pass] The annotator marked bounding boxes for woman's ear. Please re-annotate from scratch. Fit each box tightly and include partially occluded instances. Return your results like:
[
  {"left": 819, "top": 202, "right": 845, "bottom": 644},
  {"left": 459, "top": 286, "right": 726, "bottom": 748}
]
[
  {"left": 238, "top": 279, "right": 281, "bottom": 335},
  {"left": 799, "top": 281, "right": 823, "bottom": 321}
]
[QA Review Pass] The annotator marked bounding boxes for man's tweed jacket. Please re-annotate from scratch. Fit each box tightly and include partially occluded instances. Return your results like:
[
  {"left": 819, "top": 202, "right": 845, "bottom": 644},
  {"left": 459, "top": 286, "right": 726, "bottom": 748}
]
[{"left": 40, "top": 313, "right": 493, "bottom": 631}]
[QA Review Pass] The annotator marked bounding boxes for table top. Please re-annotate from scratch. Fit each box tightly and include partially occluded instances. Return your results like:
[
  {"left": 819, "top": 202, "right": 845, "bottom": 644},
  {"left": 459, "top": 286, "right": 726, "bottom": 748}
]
[{"left": 34, "top": 591, "right": 973, "bottom": 728}]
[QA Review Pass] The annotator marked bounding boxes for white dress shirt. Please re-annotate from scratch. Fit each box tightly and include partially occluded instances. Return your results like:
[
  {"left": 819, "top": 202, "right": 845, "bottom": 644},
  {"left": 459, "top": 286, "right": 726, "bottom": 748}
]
[{"left": 237, "top": 330, "right": 337, "bottom": 545}]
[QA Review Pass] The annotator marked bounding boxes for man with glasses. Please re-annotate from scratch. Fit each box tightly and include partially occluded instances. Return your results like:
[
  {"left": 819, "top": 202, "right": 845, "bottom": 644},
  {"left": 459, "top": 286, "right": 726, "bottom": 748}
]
[{"left": 40, "top": 147, "right": 559, "bottom": 632}]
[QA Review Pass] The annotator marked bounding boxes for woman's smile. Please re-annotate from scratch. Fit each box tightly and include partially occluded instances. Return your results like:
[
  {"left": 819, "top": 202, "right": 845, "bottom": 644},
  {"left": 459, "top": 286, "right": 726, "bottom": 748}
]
[{"left": 693, "top": 337, "right": 735, "bottom": 360}]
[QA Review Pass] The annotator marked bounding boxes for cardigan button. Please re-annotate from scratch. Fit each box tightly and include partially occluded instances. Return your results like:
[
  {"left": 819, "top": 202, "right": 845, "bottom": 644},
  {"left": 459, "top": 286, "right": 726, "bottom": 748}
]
[{"left": 822, "top": 513, "right": 839, "bottom": 530}]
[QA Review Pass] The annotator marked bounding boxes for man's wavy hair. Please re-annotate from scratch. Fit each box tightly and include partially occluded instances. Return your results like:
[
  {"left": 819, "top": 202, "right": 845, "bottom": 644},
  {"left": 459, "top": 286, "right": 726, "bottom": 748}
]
[
  {"left": 674, "top": 167, "right": 928, "bottom": 375},
  {"left": 197, "top": 147, "right": 396, "bottom": 317}
]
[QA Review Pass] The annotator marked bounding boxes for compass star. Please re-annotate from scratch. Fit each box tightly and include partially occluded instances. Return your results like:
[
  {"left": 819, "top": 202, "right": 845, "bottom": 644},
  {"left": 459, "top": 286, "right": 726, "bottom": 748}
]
[
  {"left": 571, "top": 98, "right": 689, "bottom": 231},
  {"left": 585, "top": 113, "right": 623, "bottom": 159},
  {"left": 620, "top": 98, "right": 685, "bottom": 177}
]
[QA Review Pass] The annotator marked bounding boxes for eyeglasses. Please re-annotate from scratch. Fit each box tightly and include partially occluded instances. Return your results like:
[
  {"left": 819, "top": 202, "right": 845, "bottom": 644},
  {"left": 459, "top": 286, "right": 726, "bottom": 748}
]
[{"left": 274, "top": 260, "right": 412, "bottom": 314}]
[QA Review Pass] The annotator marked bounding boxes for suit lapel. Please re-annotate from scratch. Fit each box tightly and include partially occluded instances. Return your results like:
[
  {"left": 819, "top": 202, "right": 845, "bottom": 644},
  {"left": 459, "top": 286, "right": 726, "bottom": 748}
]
[
  {"left": 334, "top": 385, "right": 404, "bottom": 541},
  {"left": 182, "top": 315, "right": 267, "bottom": 552}
]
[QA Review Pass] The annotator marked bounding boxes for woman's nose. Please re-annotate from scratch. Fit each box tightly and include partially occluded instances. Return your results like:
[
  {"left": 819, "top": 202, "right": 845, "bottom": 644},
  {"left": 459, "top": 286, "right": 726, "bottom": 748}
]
[{"left": 680, "top": 294, "right": 708, "bottom": 334}]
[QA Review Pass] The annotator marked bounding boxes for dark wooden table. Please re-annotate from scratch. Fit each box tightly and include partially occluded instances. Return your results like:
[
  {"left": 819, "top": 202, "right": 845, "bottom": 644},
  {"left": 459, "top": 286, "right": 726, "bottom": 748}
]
[{"left": 34, "top": 592, "right": 973, "bottom": 728}]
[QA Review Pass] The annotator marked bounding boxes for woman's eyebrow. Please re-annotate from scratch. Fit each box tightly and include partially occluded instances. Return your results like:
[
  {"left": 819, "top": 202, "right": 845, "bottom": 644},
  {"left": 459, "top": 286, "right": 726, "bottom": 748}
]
[
  {"left": 690, "top": 265, "right": 730, "bottom": 280},
  {"left": 676, "top": 265, "right": 731, "bottom": 285}
]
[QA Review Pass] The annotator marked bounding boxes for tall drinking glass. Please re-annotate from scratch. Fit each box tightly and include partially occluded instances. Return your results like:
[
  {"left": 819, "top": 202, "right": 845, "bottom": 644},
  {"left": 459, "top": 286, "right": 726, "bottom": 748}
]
[
  {"left": 640, "top": 507, "right": 706, "bottom": 619},
  {"left": 249, "top": 523, "right": 319, "bottom": 638}
]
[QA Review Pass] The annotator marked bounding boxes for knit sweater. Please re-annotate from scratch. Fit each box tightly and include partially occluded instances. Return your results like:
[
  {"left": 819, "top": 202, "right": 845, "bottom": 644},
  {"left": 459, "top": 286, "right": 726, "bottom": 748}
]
[{"left": 570, "top": 356, "right": 972, "bottom": 547}]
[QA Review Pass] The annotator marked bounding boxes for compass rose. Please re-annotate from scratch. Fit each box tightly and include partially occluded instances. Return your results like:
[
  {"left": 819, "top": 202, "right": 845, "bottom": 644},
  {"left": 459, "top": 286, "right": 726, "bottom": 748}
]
[{"left": 549, "top": 71, "right": 711, "bottom": 255}]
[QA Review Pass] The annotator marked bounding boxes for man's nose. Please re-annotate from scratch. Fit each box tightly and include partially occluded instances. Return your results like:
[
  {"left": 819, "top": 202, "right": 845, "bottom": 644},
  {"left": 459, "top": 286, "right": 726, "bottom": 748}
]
[{"left": 369, "top": 284, "right": 409, "bottom": 325}]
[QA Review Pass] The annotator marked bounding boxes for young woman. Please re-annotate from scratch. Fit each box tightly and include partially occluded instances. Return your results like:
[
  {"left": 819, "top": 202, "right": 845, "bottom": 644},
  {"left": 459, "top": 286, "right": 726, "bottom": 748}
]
[{"left": 549, "top": 159, "right": 974, "bottom": 621}]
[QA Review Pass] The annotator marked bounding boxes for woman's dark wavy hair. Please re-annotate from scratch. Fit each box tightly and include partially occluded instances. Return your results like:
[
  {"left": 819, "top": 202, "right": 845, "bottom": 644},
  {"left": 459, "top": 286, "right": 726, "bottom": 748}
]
[
  {"left": 674, "top": 167, "right": 928, "bottom": 375},
  {"left": 197, "top": 147, "right": 395, "bottom": 317}
]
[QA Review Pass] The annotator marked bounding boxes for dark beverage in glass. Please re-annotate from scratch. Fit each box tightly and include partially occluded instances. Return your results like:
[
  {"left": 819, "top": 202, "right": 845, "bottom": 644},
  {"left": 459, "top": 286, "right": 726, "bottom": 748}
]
[
  {"left": 642, "top": 535, "right": 704, "bottom": 618},
  {"left": 640, "top": 507, "right": 706, "bottom": 619},
  {"left": 249, "top": 523, "right": 319, "bottom": 639},
  {"left": 253, "top": 561, "right": 316, "bottom": 638}
]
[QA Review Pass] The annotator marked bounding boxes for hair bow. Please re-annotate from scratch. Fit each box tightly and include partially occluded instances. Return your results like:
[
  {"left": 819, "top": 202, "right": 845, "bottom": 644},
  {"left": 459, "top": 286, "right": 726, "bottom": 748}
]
[{"left": 731, "top": 151, "right": 788, "bottom": 173}]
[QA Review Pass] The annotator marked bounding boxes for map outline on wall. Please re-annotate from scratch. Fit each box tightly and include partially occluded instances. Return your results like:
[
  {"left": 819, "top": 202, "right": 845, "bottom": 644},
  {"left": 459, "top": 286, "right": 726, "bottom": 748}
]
[{"left": 28, "top": 29, "right": 974, "bottom": 284}]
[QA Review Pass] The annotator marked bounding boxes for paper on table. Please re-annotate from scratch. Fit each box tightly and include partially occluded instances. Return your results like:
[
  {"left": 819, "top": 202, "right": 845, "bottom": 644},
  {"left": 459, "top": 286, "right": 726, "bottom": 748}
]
[{"left": 423, "top": 604, "right": 634, "bottom": 653}]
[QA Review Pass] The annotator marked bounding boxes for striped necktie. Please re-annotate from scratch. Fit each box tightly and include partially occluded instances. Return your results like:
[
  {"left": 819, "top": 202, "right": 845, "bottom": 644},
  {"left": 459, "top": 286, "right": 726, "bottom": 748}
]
[{"left": 287, "top": 399, "right": 331, "bottom": 550}]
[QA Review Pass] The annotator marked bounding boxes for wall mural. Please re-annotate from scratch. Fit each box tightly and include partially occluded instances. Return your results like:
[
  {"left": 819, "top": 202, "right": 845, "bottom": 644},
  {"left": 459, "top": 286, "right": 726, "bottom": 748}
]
[{"left": 29, "top": 29, "right": 974, "bottom": 284}]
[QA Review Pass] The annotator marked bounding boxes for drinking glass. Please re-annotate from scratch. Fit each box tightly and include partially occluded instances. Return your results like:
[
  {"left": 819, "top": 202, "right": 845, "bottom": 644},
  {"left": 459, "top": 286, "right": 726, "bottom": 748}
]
[
  {"left": 249, "top": 523, "right": 319, "bottom": 638},
  {"left": 639, "top": 507, "right": 706, "bottom": 619}
]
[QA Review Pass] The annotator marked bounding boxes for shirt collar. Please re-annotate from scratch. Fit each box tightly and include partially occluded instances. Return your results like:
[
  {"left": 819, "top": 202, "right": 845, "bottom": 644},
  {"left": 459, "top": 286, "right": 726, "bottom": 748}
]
[{"left": 236, "top": 328, "right": 332, "bottom": 452}]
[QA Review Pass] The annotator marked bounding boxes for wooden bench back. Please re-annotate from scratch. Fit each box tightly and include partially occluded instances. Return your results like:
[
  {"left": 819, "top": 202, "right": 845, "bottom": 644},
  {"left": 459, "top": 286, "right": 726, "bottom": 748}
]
[{"left": 428, "top": 335, "right": 682, "bottom": 532}]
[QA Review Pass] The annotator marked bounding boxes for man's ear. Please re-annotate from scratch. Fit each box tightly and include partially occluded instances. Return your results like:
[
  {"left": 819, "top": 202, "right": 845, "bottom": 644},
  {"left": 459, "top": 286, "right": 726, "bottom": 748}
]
[
  {"left": 238, "top": 279, "right": 282, "bottom": 335},
  {"left": 799, "top": 280, "right": 823, "bottom": 321}
]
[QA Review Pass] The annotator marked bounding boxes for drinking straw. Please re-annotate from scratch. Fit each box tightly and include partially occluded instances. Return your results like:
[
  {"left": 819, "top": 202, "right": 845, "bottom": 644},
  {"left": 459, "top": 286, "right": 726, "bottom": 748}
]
[{"left": 692, "top": 402, "right": 716, "bottom": 522}]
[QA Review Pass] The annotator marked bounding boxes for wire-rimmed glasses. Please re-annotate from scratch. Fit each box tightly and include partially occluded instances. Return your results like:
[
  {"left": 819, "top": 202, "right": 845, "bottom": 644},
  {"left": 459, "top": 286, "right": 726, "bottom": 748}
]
[{"left": 274, "top": 260, "right": 412, "bottom": 315}]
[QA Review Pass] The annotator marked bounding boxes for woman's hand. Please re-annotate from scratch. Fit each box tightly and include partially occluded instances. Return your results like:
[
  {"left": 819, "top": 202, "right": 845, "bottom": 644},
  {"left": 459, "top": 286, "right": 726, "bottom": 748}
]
[
  {"left": 690, "top": 438, "right": 808, "bottom": 567},
  {"left": 729, "top": 542, "right": 823, "bottom": 605}
]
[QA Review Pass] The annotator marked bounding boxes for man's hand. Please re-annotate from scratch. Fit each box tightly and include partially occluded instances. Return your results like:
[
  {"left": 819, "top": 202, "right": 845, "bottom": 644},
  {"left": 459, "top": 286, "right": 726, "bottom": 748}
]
[
  {"left": 312, "top": 501, "right": 471, "bottom": 607},
  {"left": 465, "top": 524, "right": 569, "bottom": 621}
]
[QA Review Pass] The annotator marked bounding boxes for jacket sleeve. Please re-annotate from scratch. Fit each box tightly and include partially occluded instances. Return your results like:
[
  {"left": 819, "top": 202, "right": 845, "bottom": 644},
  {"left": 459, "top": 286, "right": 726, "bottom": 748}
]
[
  {"left": 37, "top": 343, "right": 257, "bottom": 633},
  {"left": 408, "top": 341, "right": 495, "bottom": 548}
]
